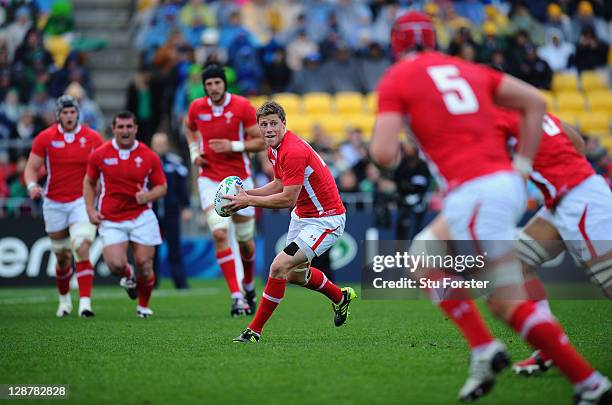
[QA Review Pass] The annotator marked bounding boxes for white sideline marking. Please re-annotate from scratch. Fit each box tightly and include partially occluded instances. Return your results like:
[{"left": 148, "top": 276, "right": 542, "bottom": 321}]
[{"left": 0, "top": 287, "right": 219, "bottom": 305}]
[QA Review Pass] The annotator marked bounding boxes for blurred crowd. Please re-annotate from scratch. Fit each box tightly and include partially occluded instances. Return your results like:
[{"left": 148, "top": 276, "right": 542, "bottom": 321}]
[
  {"left": 1, "top": 0, "right": 611, "bottom": 222},
  {"left": 0, "top": 0, "right": 106, "bottom": 215}
]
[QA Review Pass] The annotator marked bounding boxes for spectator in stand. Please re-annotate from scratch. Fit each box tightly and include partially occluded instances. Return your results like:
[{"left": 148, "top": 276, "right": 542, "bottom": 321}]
[
  {"left": 371, "top": 2, "right": 401, "bottom": 48},
  {"left": 477, "top": 22, "right": 505, "bottom": 64},
  {"left": 538, "top": 28, "right": 574, "bottom": 72},
  {"left": 241, "top": 0, "right": 278, "bottom": 47},
  {"left": 28, "top": 85, "right": 55, "bottom": 124},
  {"left": 1, "top": 88, "right": 20, "bottom": 124},
  {"left": 338, "top": 127, "right": 366, "bottom": 169},
  {"left": 570, "top": 25, "right": 609, "bottom": 72},
  {"left": 6, "top": 155, "right": 27, "bottom": 216},
  {"left": 194, "top": 28, "right": 227, "bottom": 66},
  {"left": 505, "top": 30, "right": 530, "bottom": 78},
  {"left": 304, "top": 0, "right": 335, "bottom": 43},
  {"left": 48, "top": 53, "right": 93, "bottom": 98},
  {"left": 290, "top": 53, "right": 327, "bottom": 94},
  {"left": 322, "top": 43, "right": 362, "bottom": 93},
  {"left": 263, "top": 47, "right": 292, "bottom": 94},
  {"left": 447, "top": 26, "right": 478, "bottom": 57},
  {"left": 543, "top": 3, "right": 573, "bottom": 42},
  {"left": 571, "top": 0, "right": 608, "bottom": 43},
  {"left": 482, "top": 4, "right": 510, "bottom": 37},
  {"left": 490, "top": 50, "right": 511, "bottom": 73},
  {"left": 43, "top": 0, "right": 74, "bottom": 36},
  {"left": 517, "top": 44, "right": 552, "bottom": 90},
  {"left": 286, "top": 29, "right": 318, "bottom": 72},
  {"left": 218, "top": 9, "right": 257, "bottom": 51},
  {"left": 180, "top": 0, "right": 214, "bottom": 48},
  {"left": 422, "top": 2, "right": 451, "bottom": 51},
  {"left": 3, "top": 6, "right": 32, "bottom": 61},
  {"left": 335, "top": 0, "right": 372, "bottom": 50},
  {"left": 228, "top": 32, "right": 263, "bottom": 95},
  {"left": 126, "top": 67, "right": 157, "bottom": 145},
  {"left": 337, "top": 169, "right": 359, "bottom": 193},
  {"left": 358, "top": 41, "right": 390, "bottom": 93},
  {"left": 12, "top": 28, "right": 55, "bottom": 102},
  {"left": 65, "top": 81, "right": 104, "bottom": 132},
  {"left": 509, "top": 2, "right": 544, "bottom": 45},
  {"left": 0, "top": 68, "right": 9, "bottom": 102}
]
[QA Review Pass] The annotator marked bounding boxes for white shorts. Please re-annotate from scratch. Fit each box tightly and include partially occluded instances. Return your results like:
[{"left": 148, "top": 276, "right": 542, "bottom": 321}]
[
  {"left": 43, "top": 197, "right": 90, "bottom": 233},
  {"left": 534, "top": 174, "right": 612, "bottom": 262},
  {"left": 443, "top": 171, "right": 527, "bottom": 259},
  {"left": 198, "top": 176, "right": 255, "bottom": 217},
  {"left": 99, "top": 209, "right": 162, "bottom": 247},
  {"left": 286, "top": 210, "right": 346, "bottom": 261}
]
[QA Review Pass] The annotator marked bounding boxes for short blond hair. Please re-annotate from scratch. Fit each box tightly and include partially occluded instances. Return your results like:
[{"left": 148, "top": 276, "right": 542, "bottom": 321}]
[{"left": 256, "top": 101, "right": 286, "bottom": 124}]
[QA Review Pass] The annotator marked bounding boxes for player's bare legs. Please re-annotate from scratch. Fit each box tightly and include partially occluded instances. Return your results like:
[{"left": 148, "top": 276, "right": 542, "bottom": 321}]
[
  {"left": 205, "top": 206, "right": 247, "bottom": 317},
  {"left": 49, "top": 229, "right": 74, "bottom": 317},
  {"left": 103, "top": 241, "right": 137, "bottom": 300},
  {"left": 132, "top": 242, "right": 156, "bottom": 318},
  {"left": 233, "top": 213, "right": 257, "bottom": 314}
]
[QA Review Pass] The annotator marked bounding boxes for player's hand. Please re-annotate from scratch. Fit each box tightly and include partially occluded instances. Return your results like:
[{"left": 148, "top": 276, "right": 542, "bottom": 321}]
[
  {"left": 193, "top": 155, "right": 208, "bottom": 167},
  {"left": 223, "top": 185, "right": 250, "bottom": 212},
  {"left": 208, "top": 139, "right": 232, "bottom": 153},
  {"left": 135, "top": 184, "right": 150, "bottom": 205},
  {"left": 87, "top": 209, "right": 104, "bottom": 225},
  {"left": 27, "top": 183, "right": 43, "bottom": 200}
]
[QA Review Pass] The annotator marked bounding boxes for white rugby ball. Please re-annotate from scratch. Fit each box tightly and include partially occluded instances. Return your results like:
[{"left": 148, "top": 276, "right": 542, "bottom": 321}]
[{"left": 214, "top": 176, "right": 244, "bottom": 217}]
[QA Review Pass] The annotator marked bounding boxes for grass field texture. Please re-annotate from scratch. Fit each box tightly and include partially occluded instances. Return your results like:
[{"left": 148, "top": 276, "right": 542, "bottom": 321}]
[{"left": 1, "top": 279, "right": 610, "bottom": 404}]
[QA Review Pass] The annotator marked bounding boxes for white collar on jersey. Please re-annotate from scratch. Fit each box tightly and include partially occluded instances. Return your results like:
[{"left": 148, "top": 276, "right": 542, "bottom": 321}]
[
  {"left": 112, "top": 138, "right": 139, "bottom": 160},
  {"left": 57, "top": 123, "right": 82, "bottom": 144},
  {"left": 207, "top": 93, "right": 232, "bottom": 117}
]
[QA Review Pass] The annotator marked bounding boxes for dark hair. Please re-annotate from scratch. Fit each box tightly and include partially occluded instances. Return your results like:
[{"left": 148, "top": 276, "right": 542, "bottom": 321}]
[
  {"left": 256, "top": 101, "right": 286, "bottom": 124},
  {"left": 201, "top": 64, "right": 227, "bottom": 90},
  {"left": 112, "top": 110, "right": 137, "bottom": 127}
]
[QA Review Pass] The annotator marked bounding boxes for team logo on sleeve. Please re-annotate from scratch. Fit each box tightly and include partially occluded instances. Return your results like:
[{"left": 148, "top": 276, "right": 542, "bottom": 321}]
[
  {"left": 224, "top": 111, "right": 233, "bottom": 123},
  {"left": 134, "top": 156, "right": 143, "bottom": 168}
]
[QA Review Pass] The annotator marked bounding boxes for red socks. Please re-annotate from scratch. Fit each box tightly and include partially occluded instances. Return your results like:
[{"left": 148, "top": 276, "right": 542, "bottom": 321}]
[
  {"left": 303, "top": 267, "right": 343, "bottom": 304},
  {"left": 124, "top": 264, "right": 133, "bottom": 278},
  {"left": 217, "top": 247, "right": 241, "bottom": 296},
  {"left": 241, "top": 251, "right": 255, "bottom": 287},
  {"left": 439, "top": 299, "right": 495, "bottom": 348},
  {"left": 248, "top": 277, "right": 286, "bottom": 334},
  {"left": 75, "top": 260, "right": 94, "bottom": 298},
  {"left": 137, "top": 273, "right": 156, "bottom": 308},
  {"left": 55, "top": 265, "right": 72, "bottom": 295},
  {"left": 509, "top": 301, "right": 594, "bottom": 383}
]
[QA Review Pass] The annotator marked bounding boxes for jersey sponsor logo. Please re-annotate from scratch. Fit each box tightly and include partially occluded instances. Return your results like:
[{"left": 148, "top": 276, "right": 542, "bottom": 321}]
[
  {"left": 134, "top": 156, "right": 143, "bottom": 168},
  {"left": 51, "top": 140, "right": 65, "bottom": 148},
  {"left": 198, "top": 113, "right": 212, "bottom": 121},
  {"left": 104, "top": 158, "right": 118, "bottom": 165},
  {"left": 224, "top": 111, "right": 233, "bottom": 124}
]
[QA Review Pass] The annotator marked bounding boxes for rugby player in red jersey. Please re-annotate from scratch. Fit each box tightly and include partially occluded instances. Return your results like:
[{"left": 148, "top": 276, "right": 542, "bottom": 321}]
[
  {"left": 494, "top": 110, "right": 612, "bottom": 377},
  {"left": 369, "top": 11, "right": 610, "bottom": 403},
  {"left": 225, "top": 101, "right": 356, "bottom": 343},
  {"left": 84, "top": 111, "right": 167, "bottom": 318},
  {"left": 184, "top": 64, "right": 265, "bottom": 317},
  {"left": 24, "top": 95, "right": 104, "bottom": 318}
]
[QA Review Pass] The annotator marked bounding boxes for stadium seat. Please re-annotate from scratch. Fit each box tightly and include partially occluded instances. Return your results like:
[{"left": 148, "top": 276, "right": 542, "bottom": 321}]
[
  {"left": 303, "top": 93, "right": 333, "bottom": 115},
  {"left": 578, "top": 112, "right": 610, "bottom": 135},
  {"left": 587, "top": 91, "right": 612, "bottom": 113},
  {"left": 556, "top": 111, "right": 578, "bottom": 126},
  {"left": 248, "top": 95, "right": 268, "bottom": 108},
  {"left": 580, "top": 71, "right": 608, "bottom": 92},
  {"left": 552, "top": 73, "right": 579, "bottom": 93},
  {"left": 343, "top": 114, "right": 376, "bottom": 138},
  {"left": 273, "top": 93, "right": 302, "bottom": 114},
  {"left": 539, "top": 90, "right": 555, "bottom": 111},
  {"left": 287, "top": 115, "right": 313, "bottom": 139},
  {"left": 364, "top": 92, "right": 377, "bottom": 113},
  {"left": 600, "top": 137, "right": 612, "bottom": 153},
  {"left": 312, "top": 115, "right": 346, "bottom": 143},
  {"left": 335, "top": 92, "right": 364, "bottom": 114},
  {"left": 556, "top": 91, "right": 586, "bottom": 113}
]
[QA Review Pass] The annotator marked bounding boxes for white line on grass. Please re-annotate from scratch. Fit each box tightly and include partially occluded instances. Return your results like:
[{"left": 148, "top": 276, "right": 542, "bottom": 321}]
[{"left": 0, "top": 287, "right": 219, "bottom": 305}]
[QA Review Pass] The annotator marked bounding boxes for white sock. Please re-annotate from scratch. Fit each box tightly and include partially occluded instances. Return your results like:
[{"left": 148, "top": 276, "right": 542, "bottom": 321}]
[
  {"left": 231, "top": 292, "right": 244, "bottom": 300},
  {"left": 536, "top": 299, "right": 552, "bottom": 315},
  {"left": 574, "top": 371, "right": 603, "bottom": 393},
  {"left": 59, "top": 293, "right": 71, "bottom": 305},
  {"left": 79, "top": 297, "right": 91, "bottom": 308},
  {"left": 242, "top": 282, "right": 255, "bottom": 292}
]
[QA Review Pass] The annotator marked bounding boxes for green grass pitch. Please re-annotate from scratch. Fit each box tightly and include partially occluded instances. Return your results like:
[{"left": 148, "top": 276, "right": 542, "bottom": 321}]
[{"left": 1, "top": 279, "right": 610, "bottom": 404}]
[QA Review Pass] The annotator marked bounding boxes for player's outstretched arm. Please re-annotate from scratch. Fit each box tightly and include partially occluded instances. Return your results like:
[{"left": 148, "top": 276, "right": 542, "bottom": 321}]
[
  {"left": 494, "top": 75, "right": 547, "bottom": 177},
  {"left": 246, "top": 178, "right": 283, "bottom": 197},
  {"left": 561, "top": 121, "right": 586, "bottom": 155},
  {"left": 83, "top": 175, "right": 103, "bottom": 225},
  {"left": 24, "top": 153, "right": 44, "bottom": 199},
  {"left": 370, "top": 112, "right": 403, "bottom": 170},
  {"left": 225, "top": 184, "right": 301, "bottom": 211}
]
